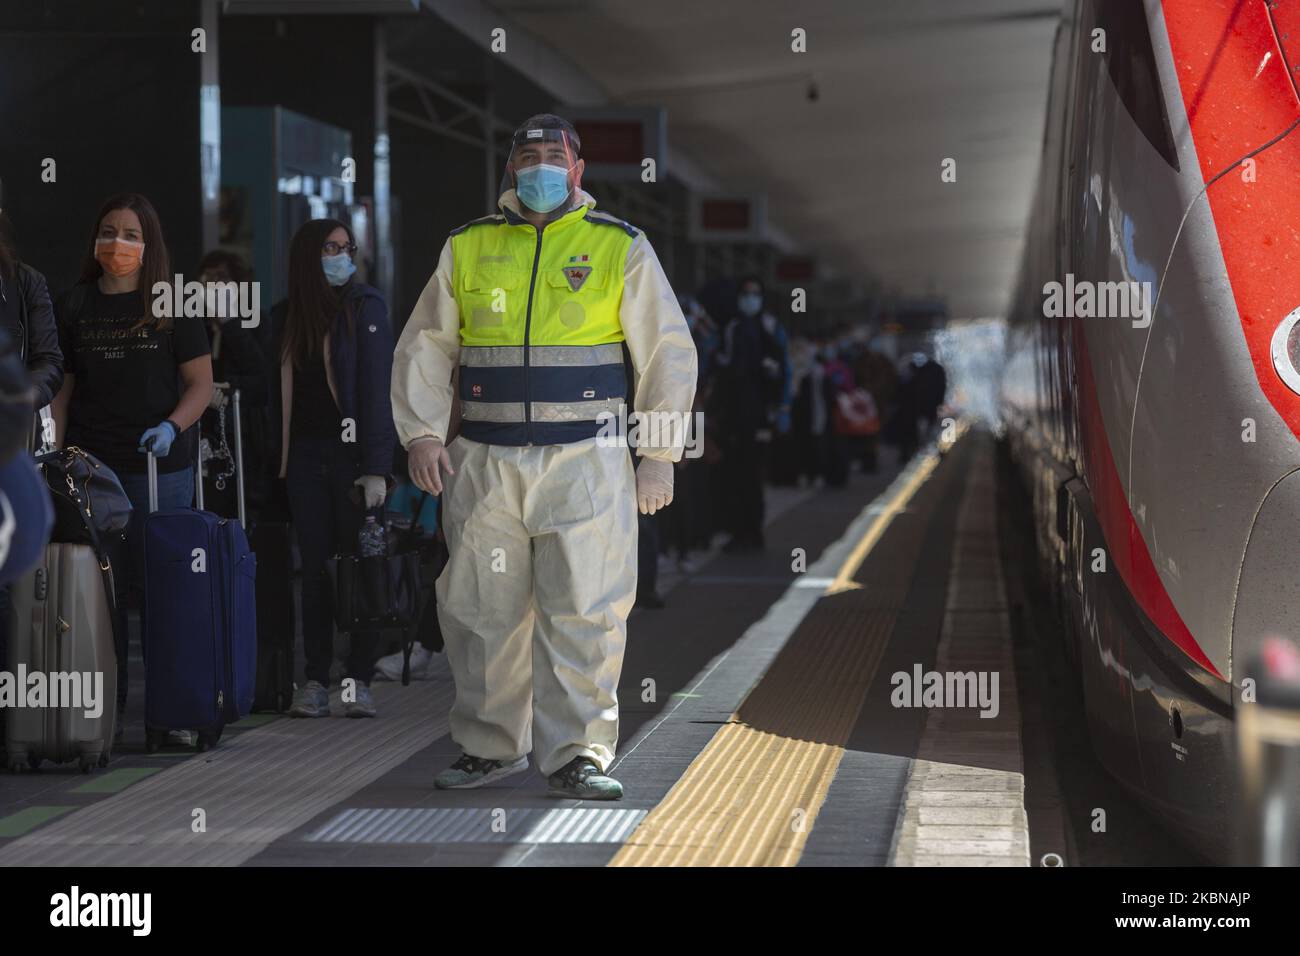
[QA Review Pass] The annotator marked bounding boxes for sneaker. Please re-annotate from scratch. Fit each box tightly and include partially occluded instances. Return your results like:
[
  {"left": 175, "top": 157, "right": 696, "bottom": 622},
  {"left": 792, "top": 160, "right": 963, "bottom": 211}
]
[
  {"left": 434, "top": 753, "right": 529, "bottom": 790},
  {"left": 373, "top": 643, "right": 433, "bottom": 682},
  {"left": 289, "top": 680, "right": 330, "bottom": 718},
  {"left": 344, "top": 684, "right": 377, "bottom": 718},
  {"left": 548, "top": 757, "right": 623, "bottom": 800},
  {"left": 166, "top": 730, "right": 193, "bottom": 747}
]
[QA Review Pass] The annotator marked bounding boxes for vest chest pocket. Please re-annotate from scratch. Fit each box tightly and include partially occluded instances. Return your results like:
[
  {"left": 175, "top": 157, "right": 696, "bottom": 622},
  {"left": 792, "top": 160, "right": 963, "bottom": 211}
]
[
  {"left": 542, "top": 264, "right": 612, "bottom": 334},
  {"left": 461, "top": 266, "right": 525, "bottom": 337}
]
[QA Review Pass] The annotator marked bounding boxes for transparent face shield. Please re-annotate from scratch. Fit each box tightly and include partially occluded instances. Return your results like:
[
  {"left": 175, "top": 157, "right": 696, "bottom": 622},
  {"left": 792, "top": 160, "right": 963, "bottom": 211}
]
[{"left": 499, "top": 127, "right": 581, "bottom": 215}]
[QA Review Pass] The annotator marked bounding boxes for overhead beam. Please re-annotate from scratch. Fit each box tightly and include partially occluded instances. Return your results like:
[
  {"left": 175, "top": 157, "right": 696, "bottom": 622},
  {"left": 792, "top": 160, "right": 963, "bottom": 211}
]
[{"left": 416, "top": 0, "right": 799, "bottom": 256}]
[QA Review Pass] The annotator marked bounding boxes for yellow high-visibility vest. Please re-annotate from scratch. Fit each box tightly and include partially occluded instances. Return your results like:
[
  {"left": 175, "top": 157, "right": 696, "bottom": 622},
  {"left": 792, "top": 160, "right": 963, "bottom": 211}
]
[{"left": 449, "top": 202, "right": 638, "bottom": 445}]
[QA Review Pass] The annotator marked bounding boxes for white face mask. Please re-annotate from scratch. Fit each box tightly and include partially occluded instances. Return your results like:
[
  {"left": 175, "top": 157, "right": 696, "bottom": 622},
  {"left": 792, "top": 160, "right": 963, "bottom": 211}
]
[{"left": 738, "top": 293, "right": 763, "bottom": 317}]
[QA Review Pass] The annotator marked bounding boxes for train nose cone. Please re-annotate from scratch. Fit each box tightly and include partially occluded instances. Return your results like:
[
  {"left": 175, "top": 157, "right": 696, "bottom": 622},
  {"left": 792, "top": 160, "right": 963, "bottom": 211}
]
[{"left": 1232, "top": 470, "right": 1300, "bottom": 684}]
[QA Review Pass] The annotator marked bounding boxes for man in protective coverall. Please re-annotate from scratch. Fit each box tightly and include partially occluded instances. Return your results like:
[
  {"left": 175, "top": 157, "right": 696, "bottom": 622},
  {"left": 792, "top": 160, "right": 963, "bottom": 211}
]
[{"left": 391, "top": 114, "right": 697, "bottom": 799}]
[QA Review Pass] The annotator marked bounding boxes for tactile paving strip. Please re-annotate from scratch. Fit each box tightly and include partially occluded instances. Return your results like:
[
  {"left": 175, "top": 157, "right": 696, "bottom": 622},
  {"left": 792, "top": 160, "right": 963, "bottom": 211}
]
[
  {"left": 610, "top": 450, "right": 946, "bottom": 867},
  {"left": 305, "top": 807, "right": 647, "bottom": 844}
]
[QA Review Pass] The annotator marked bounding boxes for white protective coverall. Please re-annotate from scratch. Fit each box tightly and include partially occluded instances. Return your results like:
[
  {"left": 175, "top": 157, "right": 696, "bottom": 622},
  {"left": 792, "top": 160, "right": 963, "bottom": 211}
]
[{"left": 391, "top": 188, "right": 697, "bottom": 775}]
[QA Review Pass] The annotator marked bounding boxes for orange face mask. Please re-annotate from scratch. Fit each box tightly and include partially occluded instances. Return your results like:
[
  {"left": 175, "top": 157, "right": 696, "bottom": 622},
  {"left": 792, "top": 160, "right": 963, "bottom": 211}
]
[{"left": 95, "top": 237, "right": 145, "bottom": 278}]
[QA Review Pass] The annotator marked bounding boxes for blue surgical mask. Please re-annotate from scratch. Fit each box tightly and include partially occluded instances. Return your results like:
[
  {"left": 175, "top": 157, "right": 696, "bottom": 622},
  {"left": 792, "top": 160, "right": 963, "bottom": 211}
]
[
  {"left": 515, "top": 163, "right": 572, "bottom": 213},
  {"left": 738, "top": 293, "right": 763, "bottom": 317},
  {"left": 322, "top": 253, "right": 356, "bottom": 287}
]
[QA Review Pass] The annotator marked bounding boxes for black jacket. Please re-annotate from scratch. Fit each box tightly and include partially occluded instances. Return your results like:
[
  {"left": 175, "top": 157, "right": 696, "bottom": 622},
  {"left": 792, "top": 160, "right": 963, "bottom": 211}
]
[
  {"left": 0, "top": 263, "right": 64, "bottom": 409},
  {"left": 202, "top": 317, "right": 272, "bottom": 511},
  {"left": 208, "top": 318, "right": 269, "bottom": 407},
  {"left": 267, "top": 282, "right": 397, "bottom": 479},
  {"left": 711, "top": 315, "right": 769, "bottom": 443},
  {"left": 0, "top": 322, "right": 34, "bottom": 466}
]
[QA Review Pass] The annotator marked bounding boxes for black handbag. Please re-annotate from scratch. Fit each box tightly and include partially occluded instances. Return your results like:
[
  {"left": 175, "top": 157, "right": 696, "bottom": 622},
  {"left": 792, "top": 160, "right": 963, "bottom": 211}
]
[
  {"left": 328, "top": 491, "right": 448, "bottom": 685},
  {"left": 328, "top": 492, "right": 429, "bottom": 631},
  {"left": 407, "top": 492, "right": 448, "bottom": 665},
  {"left": 38, "top": 445, "right": 133, "bottom": 544},
  {"left": 34, "top": 445, "right": 129, "bottom": 652},
  {"left": 329, "top": 547, "right": 423, "bottom": 632}
]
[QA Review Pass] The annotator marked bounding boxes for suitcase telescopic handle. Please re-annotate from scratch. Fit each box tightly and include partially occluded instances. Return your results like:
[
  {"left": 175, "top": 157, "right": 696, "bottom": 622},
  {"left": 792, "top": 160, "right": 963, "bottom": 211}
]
[
  {"left": 146, "top": 448, "right": 158, "bottom": 514},
  {"left": 222, "top": 384, "right": 246, "bottom": 527},
  {"left": 194, "top": 434, "right": 204, "bottom": 512},
  {"left": 145, "top": 422, "right": 204, "bottom": 513}
]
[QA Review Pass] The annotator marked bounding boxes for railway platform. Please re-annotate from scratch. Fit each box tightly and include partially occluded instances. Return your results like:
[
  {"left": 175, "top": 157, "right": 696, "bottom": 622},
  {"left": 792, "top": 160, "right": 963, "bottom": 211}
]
[{"left": 0, "top": 430, "right": 1039, "bottom": 867}]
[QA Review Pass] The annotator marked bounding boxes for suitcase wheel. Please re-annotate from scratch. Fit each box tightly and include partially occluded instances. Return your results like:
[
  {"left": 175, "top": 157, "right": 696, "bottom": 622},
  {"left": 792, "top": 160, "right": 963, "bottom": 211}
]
[
  {"left": 144, "top": 729, "right": 164, "bottom": 754},
  {"left": 98, "top": 752, "right": 110, "bottom": 769},
  {"left": 26, "top": 753, "right": 40, "bottom": 773},
  {"left": 77, "top": 755, "right": 95, "bottom": 774},
  {"left": 195, "top": 727, "right": 223, "bottom": 752},
  {"left": 6, "top": 754, "right": 32, "bottom": 773}
]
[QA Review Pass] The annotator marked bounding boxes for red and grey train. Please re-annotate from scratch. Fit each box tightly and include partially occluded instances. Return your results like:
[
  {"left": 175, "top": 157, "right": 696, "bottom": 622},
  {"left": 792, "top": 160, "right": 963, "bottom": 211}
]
[{"left": 1001, "top": 0, "right": 1300, "bottom": 861}]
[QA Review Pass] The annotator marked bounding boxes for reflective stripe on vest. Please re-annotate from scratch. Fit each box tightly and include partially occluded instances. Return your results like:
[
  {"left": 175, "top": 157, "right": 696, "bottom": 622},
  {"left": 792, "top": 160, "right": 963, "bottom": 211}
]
[
  {"left": 450, "top": 204, "right": 635, "bottom": 445},
  {"left": 459, "top": 397, "right": 624, "bottom": 423}
]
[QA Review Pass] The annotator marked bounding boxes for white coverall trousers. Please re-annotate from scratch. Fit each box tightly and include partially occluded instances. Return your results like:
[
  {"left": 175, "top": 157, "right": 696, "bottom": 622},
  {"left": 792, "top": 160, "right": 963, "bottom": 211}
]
[{"left": 436, "top": 435, "right": 637, "bottom": 776}]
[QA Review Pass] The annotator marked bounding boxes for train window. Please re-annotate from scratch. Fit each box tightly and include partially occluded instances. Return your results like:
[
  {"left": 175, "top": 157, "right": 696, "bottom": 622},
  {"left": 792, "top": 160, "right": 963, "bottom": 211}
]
[{"left": 1094, "top": 0, "right": 1180, "bottom": 170}]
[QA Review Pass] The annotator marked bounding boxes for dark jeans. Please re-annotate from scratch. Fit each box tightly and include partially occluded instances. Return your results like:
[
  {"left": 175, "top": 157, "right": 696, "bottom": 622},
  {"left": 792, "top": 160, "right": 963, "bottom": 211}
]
[
  {"left": 822, "top": 432, "right": 848, "bottom": 487},
  {"left": 112, "top": 465, "right": 196, "bottom": 708},
  {"left": 722, "top": 436, "right": 768, "bottom": 542},
  {"left": 668, "top": 462, "right": 711, "bottom": 557},
  {"left": 637, "top": 511, "right": 660, "bottom": 597},
  {"left": 285, "top": 435, "right": 378, "bottom": 687}
]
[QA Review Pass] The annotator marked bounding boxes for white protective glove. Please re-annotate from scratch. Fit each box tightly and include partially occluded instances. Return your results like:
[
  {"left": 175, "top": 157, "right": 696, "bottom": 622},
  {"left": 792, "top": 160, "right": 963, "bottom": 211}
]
[
  {"left": 354, "top": 475, "right": 387, "bottom": 509},
  {"left": 636, "top": 457, "right": 674, "bottom": 515},
  {"left": 408, "top": 437, "right": 455, "bottom": 495}
]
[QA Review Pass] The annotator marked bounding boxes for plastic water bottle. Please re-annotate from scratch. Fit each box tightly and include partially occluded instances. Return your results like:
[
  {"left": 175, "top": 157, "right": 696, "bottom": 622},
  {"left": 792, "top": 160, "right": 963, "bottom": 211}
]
[{"left": 358, "top": 516, "right": 387, "bottom": 557}]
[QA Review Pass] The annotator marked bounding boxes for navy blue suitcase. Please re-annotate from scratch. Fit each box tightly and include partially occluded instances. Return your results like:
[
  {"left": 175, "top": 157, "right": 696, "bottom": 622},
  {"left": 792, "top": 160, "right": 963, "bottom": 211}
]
[{"left": 143, "top": 435, "right": 257, "bottom": 752}]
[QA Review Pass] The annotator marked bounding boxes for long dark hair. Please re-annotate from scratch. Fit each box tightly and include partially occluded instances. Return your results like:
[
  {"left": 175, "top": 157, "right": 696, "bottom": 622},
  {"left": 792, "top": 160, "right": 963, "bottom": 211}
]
[
  {"left": 0, "top": 175, "right": 16, "bottom": 280},
  {"left": 77, "top": 192, "right": 173, "bottom": 330},
  {"left": 281, "top": 218, "right": 354, "bottom": 368}
]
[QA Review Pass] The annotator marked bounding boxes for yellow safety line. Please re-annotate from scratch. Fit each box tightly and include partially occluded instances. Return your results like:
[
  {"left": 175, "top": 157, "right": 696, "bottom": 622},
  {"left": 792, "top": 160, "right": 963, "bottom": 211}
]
[
  {"left": 826, "top": 452, "right": 940, "bottom": 594},
  {"left": 609, "top": 444, "right": 948, "bottom": 867}
]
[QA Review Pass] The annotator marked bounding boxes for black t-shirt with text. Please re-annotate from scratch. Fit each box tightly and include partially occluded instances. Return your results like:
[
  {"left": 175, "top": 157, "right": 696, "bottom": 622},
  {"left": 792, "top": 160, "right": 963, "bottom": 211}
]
[{"left": 56, "top": 283, "right": 210, "bottom": 474}]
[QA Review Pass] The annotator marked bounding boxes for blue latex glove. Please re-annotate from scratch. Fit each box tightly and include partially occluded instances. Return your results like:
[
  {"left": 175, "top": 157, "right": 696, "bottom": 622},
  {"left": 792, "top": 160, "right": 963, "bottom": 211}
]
[{"left": 139, "top": 421, "right": 178, "bottom": 457}]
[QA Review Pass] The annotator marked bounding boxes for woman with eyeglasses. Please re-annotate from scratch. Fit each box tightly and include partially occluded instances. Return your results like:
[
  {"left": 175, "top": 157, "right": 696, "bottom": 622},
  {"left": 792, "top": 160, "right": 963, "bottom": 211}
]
[
  {"left": 51, "top": 193, "right": 214, "bottom": 743},
  {"left": 270, "top": 219, "right": 396, "bottom": 719}
]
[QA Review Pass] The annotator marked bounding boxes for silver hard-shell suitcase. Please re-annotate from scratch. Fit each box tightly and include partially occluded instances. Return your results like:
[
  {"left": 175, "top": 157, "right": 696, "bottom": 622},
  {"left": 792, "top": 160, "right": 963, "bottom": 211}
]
[{"left": 5, "top": 542, "right": 118, "bottom": 772}]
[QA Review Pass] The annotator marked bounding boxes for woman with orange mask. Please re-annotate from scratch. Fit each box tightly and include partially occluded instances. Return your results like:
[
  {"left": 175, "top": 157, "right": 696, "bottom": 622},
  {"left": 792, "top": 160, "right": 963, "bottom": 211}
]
[{"left": 51, "top": 193, "right": 214, "bottom": 745}]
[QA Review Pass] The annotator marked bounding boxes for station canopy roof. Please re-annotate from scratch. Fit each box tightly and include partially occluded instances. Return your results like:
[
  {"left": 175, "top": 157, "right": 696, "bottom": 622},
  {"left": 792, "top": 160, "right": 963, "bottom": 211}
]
[{"left": 488, "top": 0, "right": 1061, "bottom": 318}]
